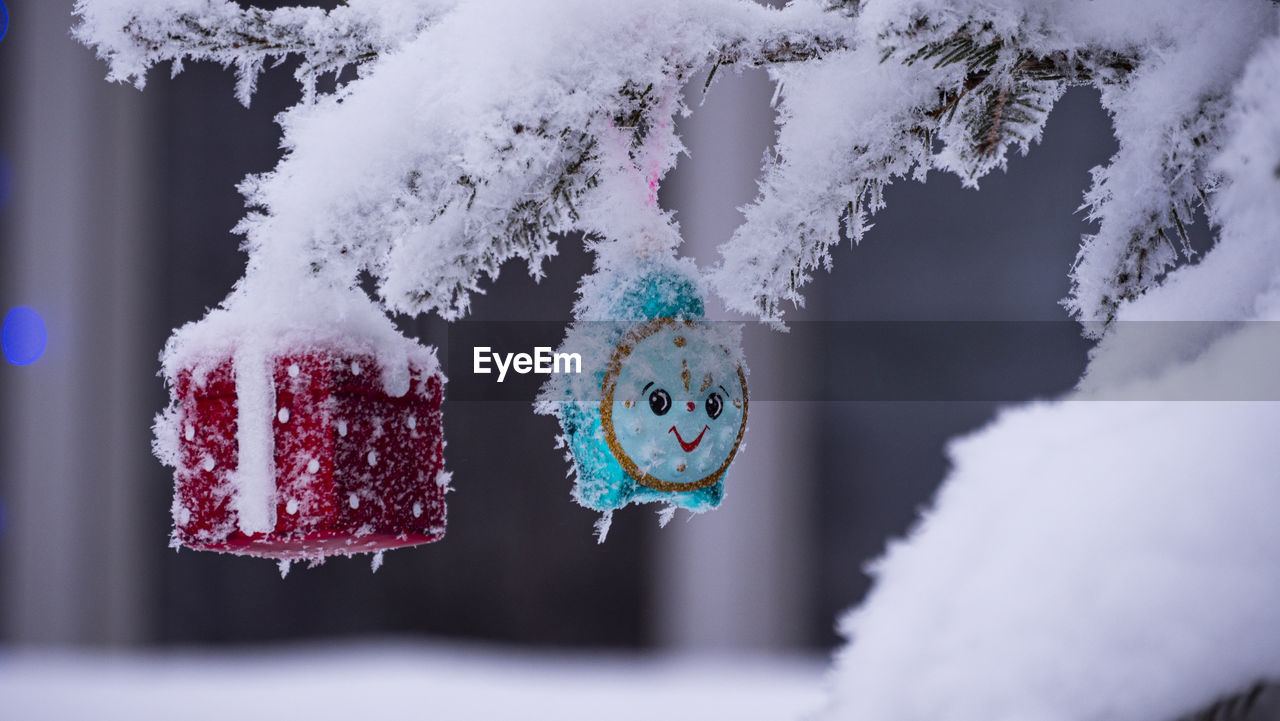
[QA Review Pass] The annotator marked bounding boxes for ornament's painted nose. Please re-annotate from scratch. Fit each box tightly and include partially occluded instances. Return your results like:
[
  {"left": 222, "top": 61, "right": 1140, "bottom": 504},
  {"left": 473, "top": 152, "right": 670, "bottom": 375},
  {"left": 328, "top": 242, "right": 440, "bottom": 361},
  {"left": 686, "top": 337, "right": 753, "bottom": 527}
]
[{"left": 686, "top": 401, "right": 695, "bottom": 412}]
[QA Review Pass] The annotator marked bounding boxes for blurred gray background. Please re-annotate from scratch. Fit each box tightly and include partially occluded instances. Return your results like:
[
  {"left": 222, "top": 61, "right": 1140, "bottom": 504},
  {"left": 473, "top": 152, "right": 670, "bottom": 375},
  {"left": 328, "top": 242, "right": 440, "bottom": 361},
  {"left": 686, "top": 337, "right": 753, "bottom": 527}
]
[{"left": 0, "top": 0, "right": 1114, "bottom": 652}]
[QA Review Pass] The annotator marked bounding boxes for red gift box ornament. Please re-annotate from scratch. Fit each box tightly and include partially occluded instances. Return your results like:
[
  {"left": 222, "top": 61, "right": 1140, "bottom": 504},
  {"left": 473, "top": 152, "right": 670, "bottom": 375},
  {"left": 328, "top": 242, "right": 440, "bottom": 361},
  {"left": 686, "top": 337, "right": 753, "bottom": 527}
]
[{"left": 157, "top": 334, "right": 448, "bottom": 563}]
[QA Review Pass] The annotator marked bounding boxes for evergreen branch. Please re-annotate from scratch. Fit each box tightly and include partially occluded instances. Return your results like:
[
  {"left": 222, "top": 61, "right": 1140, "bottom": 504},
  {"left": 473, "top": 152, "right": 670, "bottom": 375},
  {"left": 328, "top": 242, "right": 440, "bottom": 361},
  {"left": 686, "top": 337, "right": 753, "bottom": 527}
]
[
  {"left": 891, "top": 24, "right": 1233, "bottom": 337},
  {"left": 149, "top": 7, "right": 384, "bottom": 74},
  {"left": 1086, "top": 194, "right": 1213, "bottom": 327},
  {"left": 74, "top": 0, "right": 450, "bottom": 105},
  {"left": 1176, "top": 681, "right": 1277, "bottom": 721},
  {"left": 80, "top": 0, "right": 848, "bottom": 108},
  {"left": 981, "top": 84, "right": 1012, "bottom": 156},
  {"left": 397, "top": 129, "right": 600, "bottom": 319},
  {"left": 901, "top": 26, "right": 1135, "bottom": 182},
  {"left": 1070, "top": 92, "right": 1226, "bottom": 332},
  {"left": 909, "top": 32, "right": 1136, "bottom": 158},
  {"left": 714, "top": 30, "right": 850, "bottom": 69},
  {"left": 824, "top": 0, "right": 862, "bottom": 16},
  {"left": 721, "top": 16, "right": 1145, "bottom": 321},
  {"left": 899, "top": 24, "right": 1136, "bottom": 85}
]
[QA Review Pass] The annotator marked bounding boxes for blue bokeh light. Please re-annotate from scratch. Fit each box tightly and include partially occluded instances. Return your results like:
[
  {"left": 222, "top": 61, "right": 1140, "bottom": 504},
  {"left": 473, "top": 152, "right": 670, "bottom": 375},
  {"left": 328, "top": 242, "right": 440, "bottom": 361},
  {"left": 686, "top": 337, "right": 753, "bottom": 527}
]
[
  {"left": 2, "top": 307, "right": 47, "bottom": 365},
  {"left": 0, "top": 2, "right": 8, "bottom": 44}
]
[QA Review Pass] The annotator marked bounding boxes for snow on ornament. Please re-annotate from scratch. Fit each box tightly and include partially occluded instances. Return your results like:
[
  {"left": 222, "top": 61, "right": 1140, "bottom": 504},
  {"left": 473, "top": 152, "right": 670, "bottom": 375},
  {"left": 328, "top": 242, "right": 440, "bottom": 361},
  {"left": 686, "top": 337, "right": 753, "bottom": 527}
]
[
  {"left": 538, "top": 258, "right": 749, "bottom": 539},
  {"left": 154, "top": 283, "right": 450, "bottom": 563}
]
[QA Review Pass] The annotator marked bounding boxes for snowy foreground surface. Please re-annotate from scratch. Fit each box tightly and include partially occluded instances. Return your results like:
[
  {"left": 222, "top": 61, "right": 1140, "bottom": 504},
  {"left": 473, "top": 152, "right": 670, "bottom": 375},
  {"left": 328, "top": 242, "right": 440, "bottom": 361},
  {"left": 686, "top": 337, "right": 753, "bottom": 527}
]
[{"left": 0, "top": 641, "right": 825, "bottom": 721}]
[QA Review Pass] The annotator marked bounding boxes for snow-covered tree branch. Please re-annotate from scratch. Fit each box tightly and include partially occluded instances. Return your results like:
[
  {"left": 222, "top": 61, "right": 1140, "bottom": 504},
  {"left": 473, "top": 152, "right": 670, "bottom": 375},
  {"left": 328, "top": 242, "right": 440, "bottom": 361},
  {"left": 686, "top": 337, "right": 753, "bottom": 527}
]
[
  {"left": 712, "top": 2, "right": 1266, "bottom": 328},
  {"left": 74, "top": 0, "right": 848, "bottom": 106},
  {"left": 76, "top": 0, "right": 1273, "bottom": 338},
  {"left": 72, "top": 0, "right": 457, "bottom": 105},
  {"left": 76, "top": 0, "right": 851, "bottom": 320}
]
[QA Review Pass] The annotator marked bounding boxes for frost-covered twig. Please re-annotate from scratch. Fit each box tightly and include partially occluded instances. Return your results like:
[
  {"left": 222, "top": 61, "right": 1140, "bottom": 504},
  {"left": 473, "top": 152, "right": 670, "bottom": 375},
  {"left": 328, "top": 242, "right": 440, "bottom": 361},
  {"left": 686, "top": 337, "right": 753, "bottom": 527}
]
[
  {"left": 1067, "top": 92, "right": 1229, "bottom": 333},
  {"left": 1176, "top": 681, "right": 1278, "bottom": 721},
  {"left": 75, "top": 0, "right": 845, "bottom": 108},
  {"left": 714, "top": 25, "right": 850, "bottom": 69},
  {"left": 714, "top": 15, "right": 1133, "bottom": 321},
  {"left": 73, "top": 0, "right": 455, "bottom": 105},
  {"left": 712, "top": 2, "right": 1272, "bottom": 328}
]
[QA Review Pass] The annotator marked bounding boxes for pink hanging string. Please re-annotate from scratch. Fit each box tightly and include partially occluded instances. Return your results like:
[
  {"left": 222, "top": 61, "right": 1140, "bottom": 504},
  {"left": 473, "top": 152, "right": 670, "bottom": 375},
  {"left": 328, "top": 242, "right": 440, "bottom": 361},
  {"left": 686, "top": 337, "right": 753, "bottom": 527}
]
[{"left": 605, "top": 85, "right": 675, "bottom": 210}]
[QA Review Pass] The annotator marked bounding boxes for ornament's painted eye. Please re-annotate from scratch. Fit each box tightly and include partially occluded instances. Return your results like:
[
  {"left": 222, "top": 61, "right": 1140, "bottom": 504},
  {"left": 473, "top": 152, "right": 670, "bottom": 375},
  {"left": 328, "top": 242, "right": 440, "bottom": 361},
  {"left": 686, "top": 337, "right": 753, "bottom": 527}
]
[
  {"left": 648, "top": 388, "right": 671, "bottom": 416},
  {"left": 705, "top": 392, "right": 723, "bottom": 420}
]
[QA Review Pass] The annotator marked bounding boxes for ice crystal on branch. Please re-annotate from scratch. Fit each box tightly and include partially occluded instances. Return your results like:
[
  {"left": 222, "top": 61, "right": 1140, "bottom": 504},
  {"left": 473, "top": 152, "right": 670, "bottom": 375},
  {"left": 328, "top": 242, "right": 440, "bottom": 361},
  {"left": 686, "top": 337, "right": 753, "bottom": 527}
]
[{"left": 73, "top": 0, "right": 455, "bottom": 105}]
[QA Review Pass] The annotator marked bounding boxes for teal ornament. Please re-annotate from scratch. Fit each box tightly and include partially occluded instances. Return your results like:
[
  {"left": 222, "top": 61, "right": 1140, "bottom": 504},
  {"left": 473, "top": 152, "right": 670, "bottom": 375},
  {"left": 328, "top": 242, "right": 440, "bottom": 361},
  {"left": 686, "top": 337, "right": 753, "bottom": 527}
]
[{"left": 540, "top": 261, "right": 749, "bottom": 521}]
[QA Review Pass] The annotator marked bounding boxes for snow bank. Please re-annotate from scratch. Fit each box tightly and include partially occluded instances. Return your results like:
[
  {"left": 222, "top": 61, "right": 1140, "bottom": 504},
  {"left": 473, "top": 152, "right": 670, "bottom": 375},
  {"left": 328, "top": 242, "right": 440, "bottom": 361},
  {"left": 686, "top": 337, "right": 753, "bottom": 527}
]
[
  {"left": 825, "top": 397, "right": 1280, "bottom": 721},
  {"left": 0, "top": 643, "right": 824, "bottom": 721}
]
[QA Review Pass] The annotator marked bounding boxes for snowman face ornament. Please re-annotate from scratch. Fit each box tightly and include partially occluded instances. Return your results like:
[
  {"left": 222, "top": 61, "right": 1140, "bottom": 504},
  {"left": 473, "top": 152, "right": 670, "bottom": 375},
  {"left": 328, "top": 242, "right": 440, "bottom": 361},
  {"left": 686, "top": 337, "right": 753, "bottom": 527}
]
[{"left": 600, "top": 319, "right": 748, "bottom": 493}]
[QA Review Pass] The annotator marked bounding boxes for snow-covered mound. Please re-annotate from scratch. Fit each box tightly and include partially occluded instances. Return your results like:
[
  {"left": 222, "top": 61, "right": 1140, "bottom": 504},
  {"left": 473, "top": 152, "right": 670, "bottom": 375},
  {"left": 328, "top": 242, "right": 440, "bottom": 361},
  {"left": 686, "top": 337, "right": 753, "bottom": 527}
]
[{"left": 0, "top": 643, "right": 824, "bottom": 721}]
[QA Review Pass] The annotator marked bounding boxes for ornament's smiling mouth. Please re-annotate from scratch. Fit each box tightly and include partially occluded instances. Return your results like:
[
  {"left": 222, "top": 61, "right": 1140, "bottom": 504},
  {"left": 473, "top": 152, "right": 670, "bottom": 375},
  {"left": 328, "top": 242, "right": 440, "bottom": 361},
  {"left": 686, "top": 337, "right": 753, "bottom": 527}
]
[{"left": 669, "top": 425, "right": 709, "bottom": 452}]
